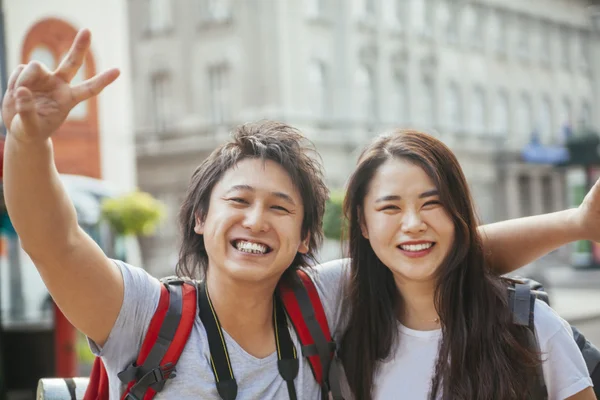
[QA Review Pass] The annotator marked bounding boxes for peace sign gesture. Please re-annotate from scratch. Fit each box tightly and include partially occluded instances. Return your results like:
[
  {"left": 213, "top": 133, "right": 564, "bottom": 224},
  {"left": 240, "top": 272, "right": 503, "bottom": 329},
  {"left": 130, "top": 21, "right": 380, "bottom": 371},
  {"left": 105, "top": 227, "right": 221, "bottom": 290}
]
[{"left": 1, "top": 29, "right": 120, "bottom": 143}]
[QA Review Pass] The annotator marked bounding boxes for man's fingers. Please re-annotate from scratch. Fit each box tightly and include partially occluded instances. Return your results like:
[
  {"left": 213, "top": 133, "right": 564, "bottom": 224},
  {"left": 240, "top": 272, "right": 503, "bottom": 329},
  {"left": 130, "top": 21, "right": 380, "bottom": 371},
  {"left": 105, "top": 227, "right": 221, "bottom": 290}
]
[
  {"left": 7, "top": 64, "right": 26, "bottom": 92},
  {"left": 54, "top": 29, "right": 91, "bottom": 83},
  {"left": 14, "top": 87, "right": 40, "bottom": 134},
  {"left": 15, "top": 61, "right": 50, "bottom": 88},
  {"left": 70, "top": 68, "right": 120, "bottom": 104}
]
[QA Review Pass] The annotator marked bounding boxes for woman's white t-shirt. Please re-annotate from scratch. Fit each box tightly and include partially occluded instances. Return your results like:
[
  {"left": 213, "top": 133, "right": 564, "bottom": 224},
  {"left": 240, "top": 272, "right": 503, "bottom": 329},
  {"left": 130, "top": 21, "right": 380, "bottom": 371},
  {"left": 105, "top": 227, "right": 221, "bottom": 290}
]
[{"left": 371, "top": 298, "right": 593, "bottom": 400}]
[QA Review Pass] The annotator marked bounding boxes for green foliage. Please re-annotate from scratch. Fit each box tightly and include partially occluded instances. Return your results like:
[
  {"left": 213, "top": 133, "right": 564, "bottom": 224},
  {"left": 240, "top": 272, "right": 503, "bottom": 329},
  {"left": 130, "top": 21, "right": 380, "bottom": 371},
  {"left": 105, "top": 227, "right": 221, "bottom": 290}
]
[
  {"left": 100, "top": 191, "right": 165, "bottom": 236},
  {"left": 76, "top": 331, "right": 96, "bottom": 365},
  {"left": 323, "top": 190, "right": 345, "bottom": 241}
]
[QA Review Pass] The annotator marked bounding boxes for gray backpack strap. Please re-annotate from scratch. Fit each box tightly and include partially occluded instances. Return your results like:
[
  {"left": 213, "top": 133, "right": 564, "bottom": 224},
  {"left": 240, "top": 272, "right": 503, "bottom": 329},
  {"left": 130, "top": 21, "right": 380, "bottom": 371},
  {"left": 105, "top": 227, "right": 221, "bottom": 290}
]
[{"left": 510, "top": 283, "right": 548, "bottom": 399}]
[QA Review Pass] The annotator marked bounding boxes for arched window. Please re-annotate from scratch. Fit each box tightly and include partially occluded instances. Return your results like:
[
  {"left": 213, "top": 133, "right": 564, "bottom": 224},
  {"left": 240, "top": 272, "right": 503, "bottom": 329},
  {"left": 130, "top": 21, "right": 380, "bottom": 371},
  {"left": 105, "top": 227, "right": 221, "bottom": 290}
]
[
  {"left": 392, "top": 73, "right": 408, "bottom": 124},
  {"left": 539, "top": 96, "right": 553, "bottom": 143},
  {"left": 356, "top": 65, "right": 376, "bottom": 121},
  {"left": 494, "top": 90, "right": 509, "bottom": 136},
  {"left": 471, "top": 86, "right": 486, "bottom": 134},
  {"left": 446, "top": 82, "right": 462, "bottom": 132},
  {"left": 518, "top": 93, "right": 534, "bottom": 137},
  {"left": 308, "top": 60, "right": 327, "bottom": 118},
  {"left": 422, "top": 78, "right": 435, "bottom": 128}
]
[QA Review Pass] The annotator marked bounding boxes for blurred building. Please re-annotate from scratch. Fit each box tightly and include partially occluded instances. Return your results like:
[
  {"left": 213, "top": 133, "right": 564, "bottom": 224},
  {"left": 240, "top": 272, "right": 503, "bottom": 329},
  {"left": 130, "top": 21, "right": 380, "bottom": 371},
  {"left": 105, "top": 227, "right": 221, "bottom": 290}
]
[
  {"left": 0, "top": 0, "right": 138, "bottom": 395},
  {"left": 128, "top": 0, "right": 599, "bottom": 276}
]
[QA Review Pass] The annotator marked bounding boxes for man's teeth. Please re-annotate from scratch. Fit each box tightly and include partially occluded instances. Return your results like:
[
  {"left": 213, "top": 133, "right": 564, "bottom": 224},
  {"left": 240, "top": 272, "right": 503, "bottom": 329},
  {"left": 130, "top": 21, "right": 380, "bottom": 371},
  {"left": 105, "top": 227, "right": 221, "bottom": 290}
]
[
  {"left": 235, "top": 241, "right": 268, "bottom": 254},
  {"left": 399, "top": 243, "right": 433, "bottom": 252}
]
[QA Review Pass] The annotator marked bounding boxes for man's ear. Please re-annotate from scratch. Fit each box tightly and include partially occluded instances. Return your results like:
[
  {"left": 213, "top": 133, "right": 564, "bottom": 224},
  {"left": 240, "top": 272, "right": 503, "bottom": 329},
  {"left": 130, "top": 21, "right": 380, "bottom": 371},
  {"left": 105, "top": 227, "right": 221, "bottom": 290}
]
[
  {"left": 194, "top": 214, "right": 204, "bottom": 235},
  {"left": 358, "top": 207, "right": 369, "bottom": 239},
  {"left": 298, "top": 233, "right": 310, "bottom": 254}
]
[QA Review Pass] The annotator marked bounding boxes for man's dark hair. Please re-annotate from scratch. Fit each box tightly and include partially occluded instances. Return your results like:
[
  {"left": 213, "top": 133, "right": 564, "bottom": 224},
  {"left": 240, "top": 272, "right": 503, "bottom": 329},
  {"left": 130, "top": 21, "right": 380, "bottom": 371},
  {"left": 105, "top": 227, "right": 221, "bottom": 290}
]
[{"left": 176, "top": 120, "right": 329, "bottom": 279}]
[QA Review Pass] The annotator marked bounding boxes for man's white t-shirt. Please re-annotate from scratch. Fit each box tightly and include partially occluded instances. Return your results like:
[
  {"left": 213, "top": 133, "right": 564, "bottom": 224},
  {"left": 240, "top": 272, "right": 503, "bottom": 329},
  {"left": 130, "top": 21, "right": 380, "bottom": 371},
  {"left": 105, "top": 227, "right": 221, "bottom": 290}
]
[{"left": 372, "top": 299, "right": 593, "bottom": 400}]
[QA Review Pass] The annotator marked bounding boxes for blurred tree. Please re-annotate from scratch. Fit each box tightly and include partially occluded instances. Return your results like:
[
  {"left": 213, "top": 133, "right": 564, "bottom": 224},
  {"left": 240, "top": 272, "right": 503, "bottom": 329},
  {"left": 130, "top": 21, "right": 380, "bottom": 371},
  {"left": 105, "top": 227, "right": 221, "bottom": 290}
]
[
  {"left": 100, "top": 190, "right": 165, "bottom": 237},
  {"left": 323, "top": 190, "right": 345, "bottom": 241}
]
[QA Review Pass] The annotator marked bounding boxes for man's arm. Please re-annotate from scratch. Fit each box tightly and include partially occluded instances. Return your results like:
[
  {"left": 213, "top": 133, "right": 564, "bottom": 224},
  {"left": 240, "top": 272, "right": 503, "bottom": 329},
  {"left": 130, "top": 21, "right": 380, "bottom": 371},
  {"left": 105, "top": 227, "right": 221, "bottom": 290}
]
[
  {"left": 479, "top": 177, "right": 600, "bottom": 275},
  {"left": 2, "top": 29, "right": 122, "bottom": 346}
]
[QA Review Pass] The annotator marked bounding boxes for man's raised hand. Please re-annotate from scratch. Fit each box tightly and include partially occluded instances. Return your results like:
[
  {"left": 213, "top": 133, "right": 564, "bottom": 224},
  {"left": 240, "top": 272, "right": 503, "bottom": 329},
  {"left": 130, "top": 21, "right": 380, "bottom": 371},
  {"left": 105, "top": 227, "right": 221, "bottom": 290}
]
[{"left": 1, "top": 29, "right": 120, "bottom": 143}]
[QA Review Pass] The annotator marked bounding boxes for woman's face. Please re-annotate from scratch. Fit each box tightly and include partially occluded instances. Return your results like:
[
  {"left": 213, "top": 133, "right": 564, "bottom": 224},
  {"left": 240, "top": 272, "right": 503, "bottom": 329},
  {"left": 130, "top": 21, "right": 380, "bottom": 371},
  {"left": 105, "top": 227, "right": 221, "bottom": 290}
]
[{"left": 360, "top": 158, "right": 455, "bottom": 286}]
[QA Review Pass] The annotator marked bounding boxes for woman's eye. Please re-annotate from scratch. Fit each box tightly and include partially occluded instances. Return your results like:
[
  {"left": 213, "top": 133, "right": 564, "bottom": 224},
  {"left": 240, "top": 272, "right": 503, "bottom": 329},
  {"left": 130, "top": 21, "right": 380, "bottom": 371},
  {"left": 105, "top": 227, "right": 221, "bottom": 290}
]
[
  {"left": 272, "top": 205, "right": 290, "bottom": 213},
  {"left": 423, "top": 200, "right": 441, "bottom": 208},
  {"left": 380, "top": 205, "right": 399, "bottom": 211}
]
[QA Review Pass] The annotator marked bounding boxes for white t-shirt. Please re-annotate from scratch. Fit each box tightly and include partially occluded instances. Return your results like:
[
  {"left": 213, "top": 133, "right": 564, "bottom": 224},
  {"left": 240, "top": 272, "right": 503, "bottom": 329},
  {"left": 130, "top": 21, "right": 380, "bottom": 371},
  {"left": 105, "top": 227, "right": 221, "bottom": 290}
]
[{"left": 372, "top": 299, "right": 593, "bottom": 400}]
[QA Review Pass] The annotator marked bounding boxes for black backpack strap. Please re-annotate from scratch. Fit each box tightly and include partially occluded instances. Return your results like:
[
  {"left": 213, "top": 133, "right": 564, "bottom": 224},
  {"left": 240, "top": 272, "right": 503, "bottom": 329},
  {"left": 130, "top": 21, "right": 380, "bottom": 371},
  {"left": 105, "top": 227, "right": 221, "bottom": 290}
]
[
  {"left": 510, "top": 283, "right": 548, "bottom": 399},
  {"left": 198, "top": 281, "right": 238, "bottom": 400},
  {"left": 119, "top": 283, "right": 183, "bottom": 399},
  {"left": 274, "top": 296, "right": 299, "bottom": 400}
]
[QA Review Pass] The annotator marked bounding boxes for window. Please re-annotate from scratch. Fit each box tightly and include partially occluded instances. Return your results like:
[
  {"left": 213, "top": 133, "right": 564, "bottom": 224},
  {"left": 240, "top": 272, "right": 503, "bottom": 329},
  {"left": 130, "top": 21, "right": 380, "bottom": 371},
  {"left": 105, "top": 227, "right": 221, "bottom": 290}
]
[
  {"left": 29, "top": 46, "right": 56, "bottom": 70},
  {"left": 392, "top": 73, "right": 408, "bottom": 124},
  {"left": 471, "top": 86, "right": 486, "bottom": 134},
  {"left": 517, "top": 16, "right": 530, "bottom": 61},
  {"left": 356, "top": 65, "right": 376, "bottom": 121},
  {"left": 202, "top": 0, "right": 231, "bottom": 21},
  {"left": 446, "top": 2, "right": 459, "bottom": 44},
  {"left": 560, "top": 98, "right": 573, "bottom": 125},
  {"left": 150, "top": 73, "right": 173, "bottom": 132},
  {"left": 306, "top": 0, "right": 325, "bottom": 18},
  {"left": 494, "top": 90, "right": 510, "bottom": 137},
  {"left": 539, "top": 22, "right": 551, "bottom": 65},
  {"left": 464, "top": 5, "right": 483, "bottom": 49},
  {"left": 539, "top": 96, "right": 553, "bottom": 144},
  {"left": 579, "top": 31, "right": 590, "bottom": 71},
  {"left": 582, "top": 101, "right": 592, "bottom": 128},
  {"left": 395, "top": 0, "right": 409, "bottom": 28},
  {"left": 363, "top": 0, "right": 376, "bottom": 17},
  {"left": 308, "top": 61, "right": 327, "bottom": 118},
  {"left": 148, "top": 0, "right": 173, "bottom": 34},
  {"left": 560, "top": 27, "right": 570, "bottom": 70},
  {"left": 208, "top": 64, "right": 229, "bottom": 125},
  {"left": 446, "top": 82, "right": 462, "bottom": 132},
  {"left": 518, "top": 93, "right": 534, "bottom": 137},
  {"left": 421, "top": 0, "right": 435, "bottom": 36},
  {"left": 422, "top": 78, "right": 436, "bottom": 128},
  {"left": 495, "top": 12, "right": 507, "bottom": 55}
]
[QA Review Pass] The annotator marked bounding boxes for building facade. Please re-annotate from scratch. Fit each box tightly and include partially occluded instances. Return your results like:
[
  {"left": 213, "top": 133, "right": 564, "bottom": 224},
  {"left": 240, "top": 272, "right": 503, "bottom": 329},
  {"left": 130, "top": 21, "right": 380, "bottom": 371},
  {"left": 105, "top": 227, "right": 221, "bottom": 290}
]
[
  {"left": 129, "top": 0, "right": 599, "bottom": 276},
  {"left": 0, "top": 0, "right": 139, "bottom": 341}
]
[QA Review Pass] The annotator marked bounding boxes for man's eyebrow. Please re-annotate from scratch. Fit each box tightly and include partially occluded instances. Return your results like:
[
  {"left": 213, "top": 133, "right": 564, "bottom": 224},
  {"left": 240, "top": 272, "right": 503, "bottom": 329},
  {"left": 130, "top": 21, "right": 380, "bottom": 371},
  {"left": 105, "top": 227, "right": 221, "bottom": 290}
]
[
  {"left": 225, "top": 185, "right": 254, "bottom": 194},
  {"left": 375, "top": 190, "right": 439, "bottom": 203},
  {"left": 225, "top": 185, "right": 296, "bottom": 206}
]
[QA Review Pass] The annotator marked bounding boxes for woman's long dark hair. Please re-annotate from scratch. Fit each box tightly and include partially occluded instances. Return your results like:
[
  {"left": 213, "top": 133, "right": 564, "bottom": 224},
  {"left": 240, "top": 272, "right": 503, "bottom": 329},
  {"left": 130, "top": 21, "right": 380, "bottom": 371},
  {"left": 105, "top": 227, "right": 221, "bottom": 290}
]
[{"left": 339, "top": 130, "right": 541, "bottom": 400}]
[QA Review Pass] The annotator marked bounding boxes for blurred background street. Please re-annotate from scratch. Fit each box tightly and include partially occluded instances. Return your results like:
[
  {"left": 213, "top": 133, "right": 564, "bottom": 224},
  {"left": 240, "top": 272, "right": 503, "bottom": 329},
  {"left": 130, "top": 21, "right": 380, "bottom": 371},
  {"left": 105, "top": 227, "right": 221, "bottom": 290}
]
[{"left": 0, "top": 0, "right": 600, "bottom": 398}]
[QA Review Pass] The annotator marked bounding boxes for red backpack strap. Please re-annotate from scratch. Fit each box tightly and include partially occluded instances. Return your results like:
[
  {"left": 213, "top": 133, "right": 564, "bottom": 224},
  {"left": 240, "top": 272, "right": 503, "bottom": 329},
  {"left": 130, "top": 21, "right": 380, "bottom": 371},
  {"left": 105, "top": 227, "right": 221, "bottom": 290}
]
[
  {"left": 118, "top": 279, "right": 197, "bottom": 400},
  {"left": 278, "top": 269, "right": 340, "bottom": 397},
  {"left": 83, "top": 357, "right": 110, "bottom": 400}
]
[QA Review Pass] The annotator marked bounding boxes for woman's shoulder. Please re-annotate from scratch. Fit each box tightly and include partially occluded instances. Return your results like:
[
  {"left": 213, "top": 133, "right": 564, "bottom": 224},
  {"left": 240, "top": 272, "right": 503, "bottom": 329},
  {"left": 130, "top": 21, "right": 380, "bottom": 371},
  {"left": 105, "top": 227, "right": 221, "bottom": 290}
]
[
  {"left": 531, "top": 298, "right": 574, "bottom": 349},
  {"left": 531, "top": 298, "right": 572, "bottom": 346}
]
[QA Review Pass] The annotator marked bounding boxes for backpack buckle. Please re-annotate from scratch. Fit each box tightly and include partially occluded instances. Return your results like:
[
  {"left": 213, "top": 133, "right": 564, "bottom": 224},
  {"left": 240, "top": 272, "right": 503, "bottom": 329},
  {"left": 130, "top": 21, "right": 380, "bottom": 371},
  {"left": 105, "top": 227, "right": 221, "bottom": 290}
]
[{"left": 127, "top": 363, "right": 177, "bottom": 396}]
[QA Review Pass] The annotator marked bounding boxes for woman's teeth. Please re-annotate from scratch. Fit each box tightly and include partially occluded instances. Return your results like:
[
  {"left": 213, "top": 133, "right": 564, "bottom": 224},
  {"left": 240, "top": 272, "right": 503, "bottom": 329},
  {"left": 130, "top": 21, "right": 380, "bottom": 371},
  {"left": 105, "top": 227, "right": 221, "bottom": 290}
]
[{"left": 399, "top": 243, "right": 433, "bottom": 252}]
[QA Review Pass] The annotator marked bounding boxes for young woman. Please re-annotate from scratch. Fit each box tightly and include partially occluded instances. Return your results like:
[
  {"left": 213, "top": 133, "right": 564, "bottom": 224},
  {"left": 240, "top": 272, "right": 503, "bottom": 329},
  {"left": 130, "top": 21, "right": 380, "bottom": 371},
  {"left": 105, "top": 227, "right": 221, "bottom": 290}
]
[{"left": 338, "top": 130, "right": 595, "bottom": 400}]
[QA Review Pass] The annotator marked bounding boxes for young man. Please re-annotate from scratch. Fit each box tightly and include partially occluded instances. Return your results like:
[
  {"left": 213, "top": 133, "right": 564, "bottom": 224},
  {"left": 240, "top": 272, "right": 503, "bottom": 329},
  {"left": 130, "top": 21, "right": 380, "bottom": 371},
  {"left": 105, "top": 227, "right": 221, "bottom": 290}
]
[{"left": 3, "top": 29, "right": 600, "bottom": 399}]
